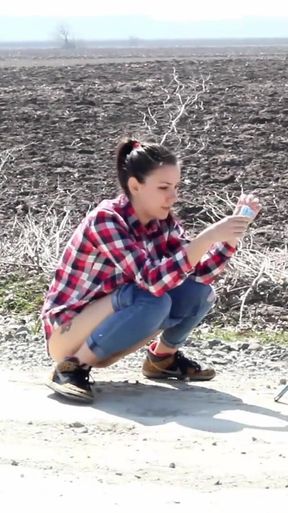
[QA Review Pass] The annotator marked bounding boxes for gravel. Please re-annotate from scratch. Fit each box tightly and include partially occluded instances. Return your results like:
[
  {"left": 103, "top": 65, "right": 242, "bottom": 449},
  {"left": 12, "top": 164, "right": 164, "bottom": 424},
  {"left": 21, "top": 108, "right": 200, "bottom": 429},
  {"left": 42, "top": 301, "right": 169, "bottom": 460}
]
[{"left": 1, "top": 315, "right": 287, "bottom": 381}]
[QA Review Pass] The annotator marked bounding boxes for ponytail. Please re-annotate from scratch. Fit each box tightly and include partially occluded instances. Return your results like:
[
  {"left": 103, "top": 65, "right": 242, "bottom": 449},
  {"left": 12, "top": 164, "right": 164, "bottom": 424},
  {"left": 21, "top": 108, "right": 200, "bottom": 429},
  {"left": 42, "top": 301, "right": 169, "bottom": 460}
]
[{"left": 115, "top": 137, "right": 177, "bottom": 198}]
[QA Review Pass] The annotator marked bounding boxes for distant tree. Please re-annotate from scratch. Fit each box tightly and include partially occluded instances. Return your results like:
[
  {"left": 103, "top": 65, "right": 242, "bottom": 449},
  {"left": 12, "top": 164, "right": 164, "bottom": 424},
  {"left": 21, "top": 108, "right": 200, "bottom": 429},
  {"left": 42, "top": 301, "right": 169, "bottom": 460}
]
[
  {"left": 56, "top": 23, "right": 75, "bottom": 49},
  {"left": 128, "top": 36, "right": 141, "bottom": 47}
]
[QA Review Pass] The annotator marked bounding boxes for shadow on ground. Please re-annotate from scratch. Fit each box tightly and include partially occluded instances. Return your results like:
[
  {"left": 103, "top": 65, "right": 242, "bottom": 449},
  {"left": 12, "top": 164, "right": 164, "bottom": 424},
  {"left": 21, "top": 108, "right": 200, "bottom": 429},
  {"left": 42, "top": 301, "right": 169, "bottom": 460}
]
[{"left": 48, "top": 379, "right": 288, "bottom": 433}]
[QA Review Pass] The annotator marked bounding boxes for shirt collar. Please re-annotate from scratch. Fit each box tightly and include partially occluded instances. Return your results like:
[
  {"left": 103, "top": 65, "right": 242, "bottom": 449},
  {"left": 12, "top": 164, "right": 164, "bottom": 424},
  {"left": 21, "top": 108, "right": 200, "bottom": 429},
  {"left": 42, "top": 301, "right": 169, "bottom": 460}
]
[{"left": 121, "top": 194, "right": 160, "bottom": 236}]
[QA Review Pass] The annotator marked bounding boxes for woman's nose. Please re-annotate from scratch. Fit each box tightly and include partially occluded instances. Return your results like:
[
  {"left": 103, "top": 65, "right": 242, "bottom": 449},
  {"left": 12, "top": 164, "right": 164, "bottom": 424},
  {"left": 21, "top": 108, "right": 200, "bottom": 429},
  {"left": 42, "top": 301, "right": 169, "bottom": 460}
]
[{"left": 169, "top": 189, "right": 178, "bottom": 202}]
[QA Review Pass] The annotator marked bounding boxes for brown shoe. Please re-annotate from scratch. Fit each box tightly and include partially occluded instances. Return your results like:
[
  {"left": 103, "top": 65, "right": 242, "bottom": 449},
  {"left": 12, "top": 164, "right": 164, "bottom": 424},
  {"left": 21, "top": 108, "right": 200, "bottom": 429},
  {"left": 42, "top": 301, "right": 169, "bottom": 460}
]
[
  {"left": 142, "top": 350, "right": 216, "bottom": 381},
  {"left": 47, "top": 357, "right": 94, "bottom": 403}
]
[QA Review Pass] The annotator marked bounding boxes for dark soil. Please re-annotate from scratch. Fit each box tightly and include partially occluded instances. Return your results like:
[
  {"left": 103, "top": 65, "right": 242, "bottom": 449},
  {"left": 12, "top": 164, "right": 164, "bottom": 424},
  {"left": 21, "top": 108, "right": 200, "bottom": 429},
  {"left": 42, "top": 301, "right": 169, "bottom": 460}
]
[{"left": 1, "top": 49, "right": 288, "bottom": 328}]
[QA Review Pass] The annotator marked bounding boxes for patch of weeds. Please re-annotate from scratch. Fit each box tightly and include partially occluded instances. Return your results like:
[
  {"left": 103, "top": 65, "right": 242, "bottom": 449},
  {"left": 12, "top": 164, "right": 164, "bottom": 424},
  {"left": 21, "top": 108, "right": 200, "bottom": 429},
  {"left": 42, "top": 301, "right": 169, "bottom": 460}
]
[
  {"left": 194, "top": 326, "right": 288, "bottom": 345},
  {"left": 0, "top": 273, "right": 48, "bottom": 315}
]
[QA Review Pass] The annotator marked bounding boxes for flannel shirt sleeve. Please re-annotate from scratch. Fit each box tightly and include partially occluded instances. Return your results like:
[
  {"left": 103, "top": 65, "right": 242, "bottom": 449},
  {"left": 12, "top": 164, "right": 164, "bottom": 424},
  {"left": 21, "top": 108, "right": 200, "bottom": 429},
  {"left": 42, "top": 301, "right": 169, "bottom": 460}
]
[
  {"left": 191, "top": 242, "right": 236, "bottom": 284},
  {"left": 167, "top": 218, "right": 236, "bottom": 285},
  {"left": 89, "top": 210, "right": 194, "bottom": 296}
]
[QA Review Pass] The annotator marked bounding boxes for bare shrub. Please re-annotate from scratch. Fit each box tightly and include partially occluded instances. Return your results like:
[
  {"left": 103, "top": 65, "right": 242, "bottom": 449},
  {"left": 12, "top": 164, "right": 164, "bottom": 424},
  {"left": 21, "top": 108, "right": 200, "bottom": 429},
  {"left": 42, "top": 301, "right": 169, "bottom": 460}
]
[
  {"left": 0, "top": 208, "right": 73, "bottom": 279},
  {"left": 141, "top": 67, "right": 211, "bottom": 154}
]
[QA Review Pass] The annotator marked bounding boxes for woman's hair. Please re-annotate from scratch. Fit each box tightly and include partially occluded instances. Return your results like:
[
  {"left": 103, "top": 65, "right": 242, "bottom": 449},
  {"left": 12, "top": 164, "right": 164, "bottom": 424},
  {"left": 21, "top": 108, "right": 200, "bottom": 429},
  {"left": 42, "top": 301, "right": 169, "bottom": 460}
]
[{"left": 116, "top": 138, "right": 178, "bottom": 197}]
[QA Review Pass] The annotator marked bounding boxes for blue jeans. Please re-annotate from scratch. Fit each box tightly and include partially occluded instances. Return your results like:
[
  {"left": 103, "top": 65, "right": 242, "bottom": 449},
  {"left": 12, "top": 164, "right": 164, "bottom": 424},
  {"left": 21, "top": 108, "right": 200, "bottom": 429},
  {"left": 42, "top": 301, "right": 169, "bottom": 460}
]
[{"left": 86, "top": 279, "right": 215, "bottom": 359}]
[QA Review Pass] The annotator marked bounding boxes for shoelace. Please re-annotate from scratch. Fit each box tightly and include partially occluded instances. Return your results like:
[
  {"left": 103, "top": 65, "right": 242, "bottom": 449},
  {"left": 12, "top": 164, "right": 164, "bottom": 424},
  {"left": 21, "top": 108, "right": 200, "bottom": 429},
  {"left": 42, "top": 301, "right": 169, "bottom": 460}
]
[{"left": 174, "top": 351, "right": 201, "bottom": 374}]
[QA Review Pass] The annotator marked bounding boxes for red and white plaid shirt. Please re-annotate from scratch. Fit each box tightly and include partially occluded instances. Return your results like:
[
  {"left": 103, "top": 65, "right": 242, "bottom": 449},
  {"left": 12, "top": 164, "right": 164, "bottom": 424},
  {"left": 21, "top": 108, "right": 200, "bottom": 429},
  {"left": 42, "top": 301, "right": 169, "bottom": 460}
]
[{"left": 41, "top": 194, "right": 235, "bottom": 341}]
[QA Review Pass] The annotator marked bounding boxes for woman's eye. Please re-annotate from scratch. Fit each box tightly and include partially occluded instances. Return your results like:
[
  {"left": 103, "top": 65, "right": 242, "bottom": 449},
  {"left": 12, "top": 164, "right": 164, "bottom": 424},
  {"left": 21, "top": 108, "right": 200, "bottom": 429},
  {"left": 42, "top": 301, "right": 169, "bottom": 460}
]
[{"left": 158, "top": 187, "right": 168, "bottom": 190}]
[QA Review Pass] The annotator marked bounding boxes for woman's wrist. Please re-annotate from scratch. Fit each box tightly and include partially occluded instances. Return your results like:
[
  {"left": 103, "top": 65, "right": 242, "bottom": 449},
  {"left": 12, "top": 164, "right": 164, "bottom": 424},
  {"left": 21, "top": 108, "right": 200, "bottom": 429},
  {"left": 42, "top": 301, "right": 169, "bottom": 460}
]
[{"left": 224, "top": 238, "right": 239, "bottom": 248}]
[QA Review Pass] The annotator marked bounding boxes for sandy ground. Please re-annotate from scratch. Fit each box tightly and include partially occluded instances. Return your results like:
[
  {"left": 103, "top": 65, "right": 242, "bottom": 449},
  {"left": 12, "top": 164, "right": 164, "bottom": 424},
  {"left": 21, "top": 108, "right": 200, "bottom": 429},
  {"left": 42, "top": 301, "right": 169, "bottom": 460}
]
[{"left": 1, "top": 366, "right": 287, "bottom": 512}]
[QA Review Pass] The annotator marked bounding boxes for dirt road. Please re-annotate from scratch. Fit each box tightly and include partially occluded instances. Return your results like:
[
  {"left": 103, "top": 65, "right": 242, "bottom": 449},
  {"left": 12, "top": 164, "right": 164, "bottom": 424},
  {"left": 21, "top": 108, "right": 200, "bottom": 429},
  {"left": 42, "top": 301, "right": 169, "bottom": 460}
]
[{"left": 1, "top": 365, "right": 287, "bottom": 512}]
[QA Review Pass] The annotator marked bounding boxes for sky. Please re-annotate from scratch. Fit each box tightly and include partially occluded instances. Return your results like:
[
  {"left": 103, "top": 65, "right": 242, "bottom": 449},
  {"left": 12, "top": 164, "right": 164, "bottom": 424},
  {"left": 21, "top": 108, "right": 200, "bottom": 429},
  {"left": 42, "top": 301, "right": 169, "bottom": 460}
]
[
  {"left": 1, "top": 1, "right": 288, "bottom": 40},
  {"left": 1, "top": 0, "right": 288, "bottom": 21}
]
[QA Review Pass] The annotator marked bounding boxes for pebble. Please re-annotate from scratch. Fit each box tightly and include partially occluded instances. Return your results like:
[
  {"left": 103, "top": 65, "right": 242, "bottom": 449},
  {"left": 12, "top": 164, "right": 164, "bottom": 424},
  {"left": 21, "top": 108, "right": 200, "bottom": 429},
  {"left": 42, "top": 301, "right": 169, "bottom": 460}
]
[
  {"left": 68, "top": 422, "right": 85, "bottom": 429},
  {"left": 208, "top": 339, "right": 224, "bottom": 349},
  {"left": 0, "top": 314, "right": 287, "bottom": 378}
]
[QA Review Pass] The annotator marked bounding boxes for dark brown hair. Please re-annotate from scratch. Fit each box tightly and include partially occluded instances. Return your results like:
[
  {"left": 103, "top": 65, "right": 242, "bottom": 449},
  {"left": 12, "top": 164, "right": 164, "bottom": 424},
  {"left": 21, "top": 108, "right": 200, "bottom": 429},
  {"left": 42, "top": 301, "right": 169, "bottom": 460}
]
[{"left": 116, "top": 138, "right": 178, "bottom": 197}]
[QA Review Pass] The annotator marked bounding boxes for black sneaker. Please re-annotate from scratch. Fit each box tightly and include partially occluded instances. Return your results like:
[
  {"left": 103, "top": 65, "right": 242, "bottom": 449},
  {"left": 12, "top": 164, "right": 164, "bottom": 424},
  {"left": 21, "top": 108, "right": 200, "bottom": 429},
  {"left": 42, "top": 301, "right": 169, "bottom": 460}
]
[{"left": 47, "top": 357, "right": 94, "bottom": 403}]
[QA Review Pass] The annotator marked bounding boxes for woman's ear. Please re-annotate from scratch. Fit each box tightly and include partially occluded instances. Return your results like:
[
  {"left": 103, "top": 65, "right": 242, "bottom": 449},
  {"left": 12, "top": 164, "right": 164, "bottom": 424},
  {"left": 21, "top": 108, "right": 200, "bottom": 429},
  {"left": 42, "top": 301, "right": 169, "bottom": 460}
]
[{"left": 127, "top": 176, "right": 140, "bottom": 195}]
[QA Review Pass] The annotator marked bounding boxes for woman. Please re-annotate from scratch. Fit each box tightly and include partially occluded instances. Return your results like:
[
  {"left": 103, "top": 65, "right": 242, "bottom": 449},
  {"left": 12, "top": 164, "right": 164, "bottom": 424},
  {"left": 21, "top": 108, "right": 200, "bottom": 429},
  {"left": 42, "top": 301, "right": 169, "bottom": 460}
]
[{"left": 42, "top": 138, "right": 261, "bottom": 403}]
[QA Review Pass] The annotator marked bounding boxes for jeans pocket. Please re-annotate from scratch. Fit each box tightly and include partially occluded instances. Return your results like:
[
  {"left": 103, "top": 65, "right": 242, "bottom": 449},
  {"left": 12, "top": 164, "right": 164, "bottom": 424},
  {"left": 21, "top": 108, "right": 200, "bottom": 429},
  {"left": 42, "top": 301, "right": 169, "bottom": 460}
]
[{"left": 112, "top": 284, "right": 135, "bottom": 311}]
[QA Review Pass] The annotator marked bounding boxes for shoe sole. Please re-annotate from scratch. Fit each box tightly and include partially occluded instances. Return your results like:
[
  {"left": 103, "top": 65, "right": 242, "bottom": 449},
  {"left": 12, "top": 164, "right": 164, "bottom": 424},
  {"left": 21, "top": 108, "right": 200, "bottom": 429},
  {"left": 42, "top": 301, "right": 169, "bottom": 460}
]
[
  {"left": 46, "top": 381, "right": 94, "bottom": 404},
  {"left": 142, "top": 371, "right": 216, "bottom": 381}
]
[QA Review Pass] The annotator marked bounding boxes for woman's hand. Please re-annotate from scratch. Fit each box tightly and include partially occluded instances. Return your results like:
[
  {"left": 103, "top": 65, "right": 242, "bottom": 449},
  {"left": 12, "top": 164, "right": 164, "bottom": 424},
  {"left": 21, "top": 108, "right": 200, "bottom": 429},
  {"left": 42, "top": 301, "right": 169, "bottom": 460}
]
[
  {"left": 225, "top": 192, "right": 262, "bottom": 247},
  {"left": 233, "top": 193, "right": 262, "bottom": 222},
  {"left": 196, "top": 192, "right": 262, "bottom": 250},
  {"left": 202, "top": 215, "right": 251, "bottom": 245}
]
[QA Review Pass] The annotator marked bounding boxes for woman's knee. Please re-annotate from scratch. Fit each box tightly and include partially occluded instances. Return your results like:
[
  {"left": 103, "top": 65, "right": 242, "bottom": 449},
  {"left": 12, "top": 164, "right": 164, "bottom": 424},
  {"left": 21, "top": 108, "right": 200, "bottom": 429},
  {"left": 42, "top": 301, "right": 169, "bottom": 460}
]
[
  {"left": 169, "top": 279, "right": 216, "bottom": 319},
  {"left": 137, "top": 289, "right": 172, "bottom": 320},
  {"left": 192, "top": 283, "right": 216, "bottom": 319},
  {"left": 203, "top": 284, "right": 216, "bottom": 305},
  {"left": 185, "top": 280, "right": 216, "bottom": 304}
]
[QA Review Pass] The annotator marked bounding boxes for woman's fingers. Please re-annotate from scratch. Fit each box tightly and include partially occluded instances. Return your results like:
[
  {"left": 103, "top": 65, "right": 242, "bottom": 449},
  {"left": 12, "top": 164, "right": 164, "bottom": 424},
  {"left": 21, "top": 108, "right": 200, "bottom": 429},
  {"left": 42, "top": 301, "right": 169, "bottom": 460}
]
[{"left": 234, "top": 192, "right": 262, "bottom": 218}]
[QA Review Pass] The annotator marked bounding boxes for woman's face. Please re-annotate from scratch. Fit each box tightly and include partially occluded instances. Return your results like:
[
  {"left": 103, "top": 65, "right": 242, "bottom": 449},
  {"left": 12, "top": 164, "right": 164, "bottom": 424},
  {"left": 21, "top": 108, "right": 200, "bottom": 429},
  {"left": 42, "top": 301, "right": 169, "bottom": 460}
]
[{"left": 128, "top": 164, "right": 181, "bottom": 224}]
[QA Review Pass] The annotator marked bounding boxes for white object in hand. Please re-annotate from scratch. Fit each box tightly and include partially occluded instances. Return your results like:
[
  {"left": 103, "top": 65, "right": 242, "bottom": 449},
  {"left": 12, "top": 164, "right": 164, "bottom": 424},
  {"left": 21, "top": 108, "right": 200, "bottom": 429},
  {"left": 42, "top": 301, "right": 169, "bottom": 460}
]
[{"left": 239, "top": 205, "right": 254, "bottom": 218}]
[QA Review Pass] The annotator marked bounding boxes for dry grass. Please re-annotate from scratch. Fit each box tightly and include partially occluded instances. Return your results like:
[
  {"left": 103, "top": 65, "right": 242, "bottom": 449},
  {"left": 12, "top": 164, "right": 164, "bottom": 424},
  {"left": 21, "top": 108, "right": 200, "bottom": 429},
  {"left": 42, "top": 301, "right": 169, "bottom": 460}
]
[
  {"left": 3, "top": 210, "right": 73, "bottom": 278},
  {"left": 1, "top": 203, "right": 287, "bottom": 328}
]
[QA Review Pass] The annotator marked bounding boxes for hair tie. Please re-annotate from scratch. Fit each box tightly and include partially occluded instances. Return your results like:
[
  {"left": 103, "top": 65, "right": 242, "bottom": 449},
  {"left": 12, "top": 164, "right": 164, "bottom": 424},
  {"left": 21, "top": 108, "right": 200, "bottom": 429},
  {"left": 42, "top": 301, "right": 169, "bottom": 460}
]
[{"left": 132, "top": 141, "right": 141, "bottom": 150}]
